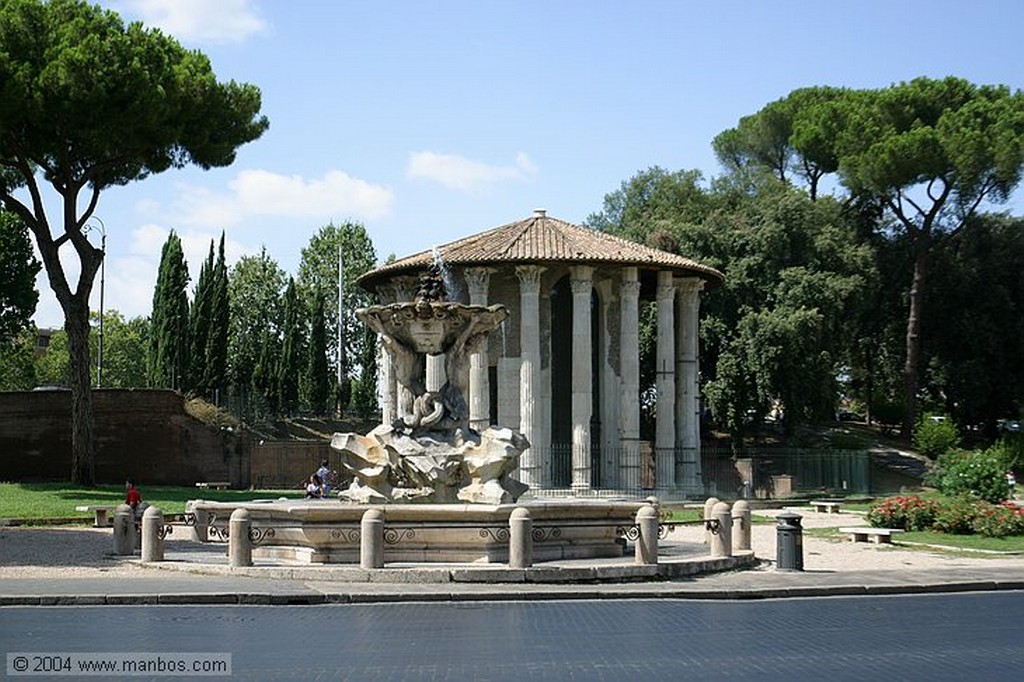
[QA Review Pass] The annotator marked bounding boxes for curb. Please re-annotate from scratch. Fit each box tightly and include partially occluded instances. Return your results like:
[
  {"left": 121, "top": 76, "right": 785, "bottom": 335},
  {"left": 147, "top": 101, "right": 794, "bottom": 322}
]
[{"left": 3, "top": 578, "right": 1024, "bottom": 607}]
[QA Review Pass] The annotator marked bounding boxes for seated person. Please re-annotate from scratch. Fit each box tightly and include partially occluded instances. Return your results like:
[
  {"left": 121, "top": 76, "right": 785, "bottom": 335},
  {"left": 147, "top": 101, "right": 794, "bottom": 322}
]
[{"left": 305, "top": 474, "right": 323, "bottom": 499}]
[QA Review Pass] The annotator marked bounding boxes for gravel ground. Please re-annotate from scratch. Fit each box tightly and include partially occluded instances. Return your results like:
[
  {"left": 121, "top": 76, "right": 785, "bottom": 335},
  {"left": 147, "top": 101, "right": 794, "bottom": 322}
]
[{"left": 1, "top": 509, "right": 1022, "bottom": 580}]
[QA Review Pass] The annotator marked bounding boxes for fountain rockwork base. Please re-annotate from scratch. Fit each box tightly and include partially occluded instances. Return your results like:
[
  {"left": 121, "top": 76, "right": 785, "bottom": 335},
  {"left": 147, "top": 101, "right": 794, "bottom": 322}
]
[{"left": 331, "top": 424, "right": 529, "bottom": 505}]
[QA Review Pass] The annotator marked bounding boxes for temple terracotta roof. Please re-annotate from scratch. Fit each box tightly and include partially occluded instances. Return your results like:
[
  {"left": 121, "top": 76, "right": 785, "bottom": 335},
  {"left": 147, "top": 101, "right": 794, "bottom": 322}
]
[{"left": 358, "top": 210, "right": 724, "bottom": 290}]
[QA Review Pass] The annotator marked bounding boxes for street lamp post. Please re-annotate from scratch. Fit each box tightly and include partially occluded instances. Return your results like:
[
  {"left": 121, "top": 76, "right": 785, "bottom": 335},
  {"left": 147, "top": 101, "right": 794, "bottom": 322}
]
[{"left": 87, "top": 218, "right": 106, "bottom": 388}]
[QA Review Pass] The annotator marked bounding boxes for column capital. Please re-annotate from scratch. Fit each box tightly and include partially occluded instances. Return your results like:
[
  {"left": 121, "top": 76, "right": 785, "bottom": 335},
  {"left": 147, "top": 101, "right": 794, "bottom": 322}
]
[
  {"left": 656, "top": 271, "right": 676, "bottom": 301},
  {"left": 620, "top": 278, "right": 641, "bottom": 297},
  {"left": 675, "top": 276, "right": 706, "bottom": 295},
  {"left": 516, "top": 265, "right": 545, "bottom": 294},
  {"left": 464, "top": 267, "right": 494, "bottom": 303}
]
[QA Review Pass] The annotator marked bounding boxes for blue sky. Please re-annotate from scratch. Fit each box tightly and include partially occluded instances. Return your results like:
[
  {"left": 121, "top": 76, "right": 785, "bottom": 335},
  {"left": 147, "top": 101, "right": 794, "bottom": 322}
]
[{"left": 29, "top": 0, "right": 1024, "bottom": 326}]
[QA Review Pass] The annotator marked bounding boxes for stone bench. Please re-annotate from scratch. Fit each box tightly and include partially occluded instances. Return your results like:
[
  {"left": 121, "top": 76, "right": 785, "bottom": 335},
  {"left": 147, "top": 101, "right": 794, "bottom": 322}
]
[
  {"left": 75, "top": 505, "right": 115, "bottom": 527},
  {"left": 810, "top": 500, "right": 842, "bottom": 514},
  {"left": 195, "top": 481, "right": 230, "bottom": 491},
  {"left": 839, "top": 527, "right": 904, "bottom": 544}
]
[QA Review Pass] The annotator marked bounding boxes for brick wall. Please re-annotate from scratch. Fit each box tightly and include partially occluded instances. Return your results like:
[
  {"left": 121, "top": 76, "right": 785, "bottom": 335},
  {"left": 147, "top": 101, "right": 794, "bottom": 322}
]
[{"left": 0, "top": 389, "right": 250, "bottom": 487}]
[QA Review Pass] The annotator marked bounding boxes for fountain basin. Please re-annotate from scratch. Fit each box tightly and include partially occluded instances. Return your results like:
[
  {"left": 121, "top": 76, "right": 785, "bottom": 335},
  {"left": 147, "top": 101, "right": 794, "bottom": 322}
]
[
  {"left": 357, "top": 301, "right": 507, "bottom": 355},
  {"left": 187, "top": 499, "right": 644, "bottom": 564}
]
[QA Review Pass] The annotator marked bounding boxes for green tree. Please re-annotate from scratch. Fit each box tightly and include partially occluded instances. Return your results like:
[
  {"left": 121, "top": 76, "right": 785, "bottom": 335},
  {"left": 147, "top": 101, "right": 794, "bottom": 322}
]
[
  {"left": 713, "top": 87, "right": 844, "bottom": 201},
  {"left": 277, "top": 277, "right": 302, "bottom": 415},
  {"left": 921, "top": 214, "right": 1024, "bottom": 429},
  {"left": 227, "top": 247, "right": 285, "bottom": 418},
  {"left": 0, "top": 210, "right": 40, "bottom": 341},
  {"left": 296, "top": 222, "right": 378, "bottom": 415},
  {"left": 149, "top": 231, "right": 190, "bottom": 390},
  {"left": 204, "top": 233, "right": 230, "bottom": 400},
  {"left": 189, "top": 240, "right": 216, "bottom": 396},
  {"left": 816, "top": 78, "right": 1024, "bottom": 433},
  {"left": 0, "top": 0, "right": 268, "bottom": 484},
  {"left": 36, "top": 310, "right": 149, "bottom": 389},
  {"left": 304, "top": 290, "right": 331, "bottom": 415},
  {"left": 0, "top": 331, "right": 36, "bottom": 390}
]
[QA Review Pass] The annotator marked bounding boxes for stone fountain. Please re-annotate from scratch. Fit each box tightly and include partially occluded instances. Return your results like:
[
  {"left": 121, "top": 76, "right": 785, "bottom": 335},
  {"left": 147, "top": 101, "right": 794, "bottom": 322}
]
[
  {"left": 187, "top": 261, "right": 642, "bottom": 565},
  {"left": 331, "top": 263, "right": 528, "bottom": 504}
]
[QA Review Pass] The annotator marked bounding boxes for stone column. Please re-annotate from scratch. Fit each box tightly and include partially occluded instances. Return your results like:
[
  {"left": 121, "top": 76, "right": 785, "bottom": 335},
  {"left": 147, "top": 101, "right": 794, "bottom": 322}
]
[
  {"left": 655, "top": 271, "right": 676, "bottom": 491},
  {"left": 618, "top": 268, "right": 642, "bottom": 491},
  {"left": 517, "top": 265, "right": 544, "bottom": 488},
  {"left": 675, "top": 277, "right": 705, "bottom": 495},
  {"left": 378, "top": 342, "right": 395, "bottom": 426},
  {"left": 390, "top": 278, "right": 419, "bottom": 421},
  {"left": 571, "top": 265, "right": 594, "bottom": 491},
  {"left": 426, "top": 354, "right": 446, "bottom": 392},
  {"left": 465, "top": 267, "right": 494, "bottom": 431}
]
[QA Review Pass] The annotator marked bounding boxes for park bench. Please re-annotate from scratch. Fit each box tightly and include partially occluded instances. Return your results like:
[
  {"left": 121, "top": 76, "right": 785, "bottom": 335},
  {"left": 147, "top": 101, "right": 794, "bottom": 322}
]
[
  {"left": 838, "top": 527, "right": 904, "bottom": 544},
  {"left": 810, "top": 500, "right": 842, "bottom": 514},
  {"left": 195, "top": 481, "right": 230, "bottom": 491},
  {"left": 75, "top": 505, "right": 115, "bottom": 527}
]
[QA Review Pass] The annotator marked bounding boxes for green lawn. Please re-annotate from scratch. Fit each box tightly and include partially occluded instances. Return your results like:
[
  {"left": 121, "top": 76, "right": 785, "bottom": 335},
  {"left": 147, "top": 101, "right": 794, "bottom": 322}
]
[{"left": 0, "top": 482, "right": 304, "bottom": 522}]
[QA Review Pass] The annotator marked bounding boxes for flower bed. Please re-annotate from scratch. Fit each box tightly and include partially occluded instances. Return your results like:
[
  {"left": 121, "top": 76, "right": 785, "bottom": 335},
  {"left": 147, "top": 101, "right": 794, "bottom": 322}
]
[{"left": 868, "top": 495, "right": 1024, "bottom": 538}]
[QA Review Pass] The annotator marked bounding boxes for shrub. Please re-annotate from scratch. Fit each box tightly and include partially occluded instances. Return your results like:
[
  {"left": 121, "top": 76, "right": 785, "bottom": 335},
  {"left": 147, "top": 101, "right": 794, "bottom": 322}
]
[
  {"left": 971, "top": 503, "right": 1024, "bottom": 538},
  {"left": 988, "top": 433, "right": 1024, "bottom": 477},
  {"left": 913, "top": 414, "right": 960, "bottom": 459},
  {"left": 932, "top": 495, "right": 980, "bottom": 534},
  {"left": 926, "top": 449, "right": 1008, "bottom": 503},
  {"left": 867, "top": 496, "right": 938, "bottom": 531}
]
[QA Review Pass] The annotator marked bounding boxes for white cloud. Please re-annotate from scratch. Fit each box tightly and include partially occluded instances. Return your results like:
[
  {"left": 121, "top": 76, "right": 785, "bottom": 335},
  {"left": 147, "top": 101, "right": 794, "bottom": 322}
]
[
  {"left": 406, "top": 151, "right": 538, "bottom": 191},
  {"left": 117, "top": 0, "right": 266, "bottom": 44},
  {"left": 176, "top": 169, "right": 395, "bottom": 229}
]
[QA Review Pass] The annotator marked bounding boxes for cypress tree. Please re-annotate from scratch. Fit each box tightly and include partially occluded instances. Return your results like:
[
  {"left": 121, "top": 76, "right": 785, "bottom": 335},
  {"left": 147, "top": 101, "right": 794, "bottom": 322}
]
[
  {"left": 189, "top": 241, "right": 215, "bottom": 396},
  {"left": 149, "top": 231, "right": 190, "bottom": 389},
  {"left": 305, "top": 290, "right": 331, "bottom": 415},
  {"left": 204, "top": 232, "right": 230, "bottom": 400}
]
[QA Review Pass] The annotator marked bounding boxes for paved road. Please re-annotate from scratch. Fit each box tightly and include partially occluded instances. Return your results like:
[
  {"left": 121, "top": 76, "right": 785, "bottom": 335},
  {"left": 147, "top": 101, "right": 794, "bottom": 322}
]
[{"left": 4, "top": 592, "right": 1024, "bottom": 680}]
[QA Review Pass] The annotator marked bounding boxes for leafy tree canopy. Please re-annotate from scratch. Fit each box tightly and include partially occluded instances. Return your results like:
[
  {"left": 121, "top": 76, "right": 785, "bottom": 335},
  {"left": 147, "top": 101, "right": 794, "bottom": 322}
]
[{"left": 0, "top": 210, "right": 39, "bottom": 341}]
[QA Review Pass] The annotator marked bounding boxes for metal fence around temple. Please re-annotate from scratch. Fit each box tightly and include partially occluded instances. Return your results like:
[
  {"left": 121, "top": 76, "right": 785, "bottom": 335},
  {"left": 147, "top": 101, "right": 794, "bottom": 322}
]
[
  {"left": 539, "top": 444, "right": 872, "bottom": 500},
  {"left": 248, "top": 440, "right": 872, "bottom": 501}
]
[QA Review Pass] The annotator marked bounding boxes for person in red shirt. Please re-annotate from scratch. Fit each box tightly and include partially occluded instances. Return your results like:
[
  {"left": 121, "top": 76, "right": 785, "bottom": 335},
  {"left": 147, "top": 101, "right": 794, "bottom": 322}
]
[{"left": 125, "top": 479, "right": 142, "bottom": 511}]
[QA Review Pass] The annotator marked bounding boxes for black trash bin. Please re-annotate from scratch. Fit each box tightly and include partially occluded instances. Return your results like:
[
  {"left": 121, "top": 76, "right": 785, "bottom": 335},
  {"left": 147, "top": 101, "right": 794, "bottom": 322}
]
[{"left": 776, "top": 511, "right": 804, "bottom": 571}]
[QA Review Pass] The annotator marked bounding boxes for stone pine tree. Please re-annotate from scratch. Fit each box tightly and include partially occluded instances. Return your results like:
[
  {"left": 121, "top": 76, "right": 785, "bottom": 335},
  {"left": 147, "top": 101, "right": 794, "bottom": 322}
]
[
  {"left": 277, "top": 277, "right": 302, "bottom": 415},
  {"left": 0, "top": 0, "right": 267, "bottom": 484},
  {"left": 189, "top": 241, "right": 216, "bottom": 396},
  {"left": 713, "top": 77, "right": 1024, "bottom": 435},
  {"left": 149, "top": 231, "right": 190, "bottom": 390},
  {"left": 305, "top": 290, "right": 331, "bottom": 416},
  {"left": 203, "top": 233, "right": 230, "bottom": 401}
]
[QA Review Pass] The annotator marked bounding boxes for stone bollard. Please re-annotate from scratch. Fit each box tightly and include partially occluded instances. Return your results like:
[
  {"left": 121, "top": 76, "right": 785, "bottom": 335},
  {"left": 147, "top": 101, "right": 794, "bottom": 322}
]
[
  {"left": 703, "top": 497, "right": 720, "bottom": 544},
  {"left": 228, "top": 508, "right": 252, "bottom": 568},
  {"left": 710, "top": 501, "right": 733, "bottom": 558},
  {"left": 635, "top": 504, "right": 660, "bottom": 565},
  {"left": 732, "top": 500, "right": 752, "bottom": 552},
  {"left": 187, "top": 502, "right": 209, "bottom": 542},
  {"left": 112, "top": 504, "right": 135, "bottom": 555},
  {"left": 508, "top": 507, "right": 533, "bottom": 569},
  {"left": 141, "top": 506, "right": 165, "bottom": 562},
  {"left": 360, "top": 509, "right": 385, "bottom": 569}
]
